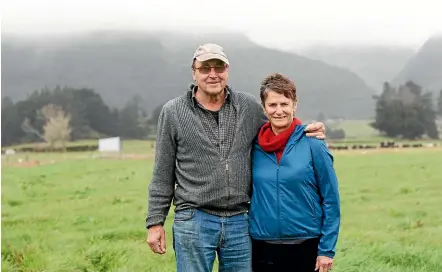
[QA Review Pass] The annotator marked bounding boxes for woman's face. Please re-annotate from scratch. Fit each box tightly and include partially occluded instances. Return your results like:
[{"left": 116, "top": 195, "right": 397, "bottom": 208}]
[{"left": 263, "top": 90, "right": 296, "bottom": 131}]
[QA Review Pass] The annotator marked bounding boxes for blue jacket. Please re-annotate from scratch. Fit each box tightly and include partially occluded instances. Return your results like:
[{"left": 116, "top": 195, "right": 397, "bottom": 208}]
[{"left": 249, "top": 124, "right": 340, "bottom": 258}]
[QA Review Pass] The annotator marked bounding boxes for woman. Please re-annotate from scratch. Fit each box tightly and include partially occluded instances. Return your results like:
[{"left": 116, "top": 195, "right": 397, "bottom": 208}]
[{"left": 249, "top": 73, "right": 341, "bottom": 272}]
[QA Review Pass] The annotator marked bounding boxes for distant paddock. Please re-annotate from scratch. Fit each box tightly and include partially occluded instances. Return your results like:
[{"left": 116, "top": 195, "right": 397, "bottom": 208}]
[{"left": 327, "top": 140, "right": 440, "bottom": 151}]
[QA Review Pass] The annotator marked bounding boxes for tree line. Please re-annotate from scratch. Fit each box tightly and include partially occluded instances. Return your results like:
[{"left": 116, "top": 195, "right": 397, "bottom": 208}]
[
  {"left": 2, "top": 81, "right": 442, "bottom": 147},
  {"left": 1, "top": 86, "right": 162, "bottom": 147}
]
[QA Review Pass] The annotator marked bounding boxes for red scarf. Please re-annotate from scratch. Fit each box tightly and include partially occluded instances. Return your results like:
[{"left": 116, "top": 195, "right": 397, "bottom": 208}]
[{"left": 257, "top": 118, "right": 302, "bottom": 163}]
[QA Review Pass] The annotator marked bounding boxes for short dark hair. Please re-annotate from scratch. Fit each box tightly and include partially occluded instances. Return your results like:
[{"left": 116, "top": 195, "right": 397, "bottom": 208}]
[{"left": 260, "top": 73, "right": 297, "bottom": 105}]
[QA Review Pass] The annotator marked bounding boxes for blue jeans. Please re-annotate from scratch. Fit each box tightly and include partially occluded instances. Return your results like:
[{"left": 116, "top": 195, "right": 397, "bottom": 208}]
[{"left": 172, "top": 208, "right": 251, "bottom": 272}]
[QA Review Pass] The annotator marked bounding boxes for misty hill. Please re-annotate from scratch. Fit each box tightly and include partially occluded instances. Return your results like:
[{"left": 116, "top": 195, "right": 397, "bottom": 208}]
[
  {"left": 393, "top": 36, "right": 442, "bottom": 94},
  {"left": 297, "top": 45, "right": 415, "bottom": 92},
  {"left": 2, "top": 31, "right": 376, "bottom": 119}
]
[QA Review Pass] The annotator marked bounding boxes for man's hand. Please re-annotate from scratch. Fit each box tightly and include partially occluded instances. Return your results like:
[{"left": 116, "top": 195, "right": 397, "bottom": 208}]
[
  {"left": 147, "top": 225, "right": 166, "bottom": 254},
  {"left": 305, "top": 122, "right": 326, "bottom": 139},
  {"left": 315, "top": 256, "right": 333, "bottom": 272}
]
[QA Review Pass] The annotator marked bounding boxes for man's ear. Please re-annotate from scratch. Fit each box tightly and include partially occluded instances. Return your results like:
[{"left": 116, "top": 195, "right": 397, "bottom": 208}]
[{"left": 192, "top": 70, "right": 196, "bottom": 81}]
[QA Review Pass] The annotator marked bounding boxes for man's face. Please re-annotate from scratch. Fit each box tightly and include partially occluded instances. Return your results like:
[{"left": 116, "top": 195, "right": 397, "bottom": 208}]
[{"left": 192, "top": 59, "right": 229, "bottom": 96}]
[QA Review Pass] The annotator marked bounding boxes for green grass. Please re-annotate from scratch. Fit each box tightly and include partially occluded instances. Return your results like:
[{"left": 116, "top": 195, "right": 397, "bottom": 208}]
[
  {"left": 2, "top": 148, "right": 442, "bottom": 271},
  {"left": 333, "top": 120, "right": 379, "bottom": 139},
  {"left": 329, "top": 119, "right": 442, "bottom": 145}
]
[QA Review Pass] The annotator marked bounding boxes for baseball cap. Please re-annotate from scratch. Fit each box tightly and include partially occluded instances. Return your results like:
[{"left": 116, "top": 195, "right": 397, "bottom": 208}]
[{"left": 193, "top": 43, "right": 230, "bottom": 65}]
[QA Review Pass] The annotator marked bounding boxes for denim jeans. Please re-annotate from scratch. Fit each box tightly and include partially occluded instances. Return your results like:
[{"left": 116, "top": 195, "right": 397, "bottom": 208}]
[{"left": 172, "top": 208, "right": 251, "bottom": 272}]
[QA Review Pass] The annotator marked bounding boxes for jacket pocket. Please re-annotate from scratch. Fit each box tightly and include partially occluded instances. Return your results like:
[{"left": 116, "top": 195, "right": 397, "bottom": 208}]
[
  {"left": 249, "top": 199, "right": 279, "bottom": 239},
  {"left": 303, "top": 181, "right": 317, "bottom": 219},
  {"left": 279, "top": 184, "right": 321, "bottom": 238}
]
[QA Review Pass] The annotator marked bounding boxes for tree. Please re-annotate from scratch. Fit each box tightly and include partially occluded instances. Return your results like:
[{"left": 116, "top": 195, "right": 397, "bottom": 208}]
[
  {"left": 371, "top": 82, "right": 401, "bottom": 137},
  {"left": 417, "top": 91, "right": 439, "bottom": 139},
  {"left": 371, "top": 81, "right": 439, "bottom": 139},
  {"left": 21, "top": 104, "right": 72, "bottom": 149},
  {"left": 150, "top": 102, "right": 166, "bottom": 126},
  {"left": 438, "top": 89, "right": 442, "bottom": 116},
  {"left": 118, "top": 95, "right": 150, "bottom": 139},
  {"left": 2, "top": 97, "right": 24, "bottom": 146},
  {"left": 328, "top": 128, "right": 346, "bottom": 140},
  {"left": 41, "top": 104, "right": 72, "bottom": 149}
]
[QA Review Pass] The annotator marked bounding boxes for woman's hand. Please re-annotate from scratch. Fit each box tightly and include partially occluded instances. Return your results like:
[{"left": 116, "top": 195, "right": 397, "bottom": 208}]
[{"left": 315, "top": 256, "right": 333, "bottom": 272}]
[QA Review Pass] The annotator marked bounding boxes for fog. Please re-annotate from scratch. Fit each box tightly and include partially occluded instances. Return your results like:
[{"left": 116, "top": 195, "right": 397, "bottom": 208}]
[{"left": 2, "top": 0, "right": 442, "bottom": 50}]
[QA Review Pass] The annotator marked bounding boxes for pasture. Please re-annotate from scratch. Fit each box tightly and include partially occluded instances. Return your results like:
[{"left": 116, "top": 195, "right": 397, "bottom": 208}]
[{"left": 1, "top": 140, "right": 442, "bottom": 271}]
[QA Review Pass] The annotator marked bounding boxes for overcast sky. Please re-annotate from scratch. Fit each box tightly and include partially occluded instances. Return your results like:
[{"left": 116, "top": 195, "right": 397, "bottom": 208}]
[{"left": 2, "top": 0, "right": 442, "bottom": 49}]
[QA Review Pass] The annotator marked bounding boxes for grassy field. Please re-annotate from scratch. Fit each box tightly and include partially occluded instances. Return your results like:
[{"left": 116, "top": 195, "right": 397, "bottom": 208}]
[
  {"left": 2, "top": 144, "right": 442, "bottom": 271},
  {"left": 329, "top": 120, "right": 442, "bottom": 145},
  {"left": 332, "top": 120, "right": 379, "bottom": 139}
]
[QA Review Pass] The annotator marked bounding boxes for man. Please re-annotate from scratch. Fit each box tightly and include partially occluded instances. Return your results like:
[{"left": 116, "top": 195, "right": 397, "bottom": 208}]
[{"left": 146, "top": 43, "right": 326, "bottom": 272}]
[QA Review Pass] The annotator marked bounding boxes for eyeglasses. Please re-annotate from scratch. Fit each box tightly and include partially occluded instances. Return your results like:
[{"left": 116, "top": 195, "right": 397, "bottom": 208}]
[{"left": 194, "top": 65, "right": 227, "bottom": 74}]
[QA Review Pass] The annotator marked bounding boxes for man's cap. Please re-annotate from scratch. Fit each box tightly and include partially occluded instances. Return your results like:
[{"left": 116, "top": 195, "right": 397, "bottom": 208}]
[{"left": 193, "top": 43, "right": 230, "bottom": 65}]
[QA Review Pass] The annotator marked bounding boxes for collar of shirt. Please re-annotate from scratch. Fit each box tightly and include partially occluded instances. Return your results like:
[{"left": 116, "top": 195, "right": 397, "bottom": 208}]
[{"left": 189, "top": 84, "right": 231, "bottom": 108}]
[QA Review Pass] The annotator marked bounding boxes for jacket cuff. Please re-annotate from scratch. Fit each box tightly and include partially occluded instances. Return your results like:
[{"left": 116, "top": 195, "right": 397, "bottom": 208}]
[
  {"left": 318, "top": 250, "right": 335, "bottom": 259},
  {"left": 146, "top": 214, "right": 166, "bottom": 229}
]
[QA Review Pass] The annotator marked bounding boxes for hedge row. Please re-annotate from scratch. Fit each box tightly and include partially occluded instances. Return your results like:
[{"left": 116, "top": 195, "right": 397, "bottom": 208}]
[{"left": 2, "top": 145, "right": 98, "bottom": 154}]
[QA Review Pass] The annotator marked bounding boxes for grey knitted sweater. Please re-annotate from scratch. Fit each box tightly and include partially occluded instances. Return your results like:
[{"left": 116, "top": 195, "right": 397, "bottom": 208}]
[{"left": 146, "top": 85, "right": 266, "bottom": 228}]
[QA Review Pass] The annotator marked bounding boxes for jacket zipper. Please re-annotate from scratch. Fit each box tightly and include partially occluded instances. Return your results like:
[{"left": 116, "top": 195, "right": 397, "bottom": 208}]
[
  {"left": 226, "top": 160, "right": 229, "bottom": 210},
  {"left": 276, "top": 158, "right": 281, "bottom": 239},
  {"left": 256, "top": 144, "right": 284, "bottom": 238}
]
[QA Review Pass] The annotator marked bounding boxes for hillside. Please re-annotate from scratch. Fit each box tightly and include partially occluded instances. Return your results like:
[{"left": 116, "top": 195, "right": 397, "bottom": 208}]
[
  {"left": 393, "top": 36, "right": 442, "bottom": 94},
  {"left": 1, "top": 30, "right": 376, "bottom": 119},
  {"left": 297, "top": 45, "right": 415, "bottom": 92}
]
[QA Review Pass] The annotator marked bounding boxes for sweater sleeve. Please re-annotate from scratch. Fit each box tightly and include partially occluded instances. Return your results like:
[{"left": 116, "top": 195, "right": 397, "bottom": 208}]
[
  {"left": 145, "top": 103, "right": 177, "bottom": 228},
  {"left": 309, "top": 138, "right": 341, "bottom": 258},
  {"left": 243, "top": 92, "right": 268, "bottom": 126}
]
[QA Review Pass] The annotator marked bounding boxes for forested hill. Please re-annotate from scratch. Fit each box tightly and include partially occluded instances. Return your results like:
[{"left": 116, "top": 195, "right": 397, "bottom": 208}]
[
  {"left": 393, "top": 35, "right": 442, "bottom": 94},
  {"left": 2, "top": 30, "right": 376, "bottom": 119}
]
